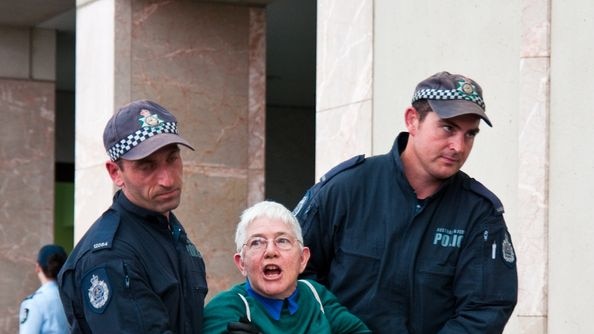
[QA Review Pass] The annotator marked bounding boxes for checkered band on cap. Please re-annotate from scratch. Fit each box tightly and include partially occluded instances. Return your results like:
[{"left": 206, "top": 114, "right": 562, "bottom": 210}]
[
  {"left": 412, "top": 88, "right": 486, "bottom": 110},
  {"left": 107, "top": 122, "right": 178, "bottom": 161}
]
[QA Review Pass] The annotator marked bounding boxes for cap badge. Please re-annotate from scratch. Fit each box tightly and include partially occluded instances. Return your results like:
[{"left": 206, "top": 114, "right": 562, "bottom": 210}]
[
  {"left": 457, "top": 80, "right": 477, "bottom": 96},
  {"left": 138, "top": 109, "right": 164, "bottom": 128},
  {"left": 411, "top": 79, "right": 485, "bottom": 110}
]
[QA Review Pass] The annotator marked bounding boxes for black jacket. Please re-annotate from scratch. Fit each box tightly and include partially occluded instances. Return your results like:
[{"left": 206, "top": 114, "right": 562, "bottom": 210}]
[
  {"left": 58, "top": 191, "right": 208, "bottom": 333},
  {"left": 295, "top": 132, "right": 517, "bottom": 334}
]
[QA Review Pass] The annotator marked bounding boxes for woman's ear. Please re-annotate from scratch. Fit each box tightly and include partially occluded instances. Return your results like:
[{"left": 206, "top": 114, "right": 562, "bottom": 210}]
[
  {"left": 233, "top": 253, "right": 248, "bottom": 276},
  {"left": 299, "top": 247, "right": 311, "bottom": 274}
]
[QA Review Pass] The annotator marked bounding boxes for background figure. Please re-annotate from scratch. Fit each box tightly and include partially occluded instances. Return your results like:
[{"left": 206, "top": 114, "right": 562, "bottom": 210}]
[
  {"left": 294, "top": 71, "right": 518, "bottom": 334},
  {"left": 19, "top": 244, "right": 69, "bottom": 334},
  {"left": 203, "top": 200, "right": 370, "bottom": 334},
  {"left": 58, "top": 100, "right": 208, "bottom": 333}
]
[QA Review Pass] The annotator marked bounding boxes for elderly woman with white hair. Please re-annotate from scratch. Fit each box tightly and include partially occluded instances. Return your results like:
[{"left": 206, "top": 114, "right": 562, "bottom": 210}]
[{"left": 203, "top": 201, "right": 370, "bottom": 334}]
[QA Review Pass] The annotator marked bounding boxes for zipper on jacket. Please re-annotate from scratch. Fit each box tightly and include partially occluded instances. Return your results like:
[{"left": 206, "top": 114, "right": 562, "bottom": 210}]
[{"left": 123, "top": 262, "right": 130, "bottom": 289}]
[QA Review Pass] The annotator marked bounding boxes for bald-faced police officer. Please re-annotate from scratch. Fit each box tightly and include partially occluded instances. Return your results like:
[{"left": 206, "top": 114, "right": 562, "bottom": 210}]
[
  {"left": 58, "top": 100, "right": 208, "bottom": 333},
  {"left": 295, "top": 72, "right": 518, "bottom": 334}
]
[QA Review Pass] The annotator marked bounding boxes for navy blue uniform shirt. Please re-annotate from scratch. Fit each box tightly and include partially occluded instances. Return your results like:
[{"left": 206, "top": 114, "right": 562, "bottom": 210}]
[
  {"left": 295, "top": 132, "right": 517, "bottom": 334},
  {"left": 58, "top": 190, "right": 207, "bottom": 333}
]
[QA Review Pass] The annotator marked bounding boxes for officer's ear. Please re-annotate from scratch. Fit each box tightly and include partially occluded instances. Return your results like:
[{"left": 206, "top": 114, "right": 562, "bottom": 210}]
[
  {"left": 105, "top": 160, "right": 125, "bottom": 188},
  {"left": 405, "top": 106, "right": 420, "bottom": 135}
]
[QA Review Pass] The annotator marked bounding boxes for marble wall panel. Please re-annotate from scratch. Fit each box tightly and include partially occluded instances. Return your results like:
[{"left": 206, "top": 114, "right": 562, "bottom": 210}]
[
  {"left": 129, "top": 1, "right": 251, "bottom": 169},
  {"left": 179, "top": 168, "right": 246, "bottom": 299},
  {"left": 247, "top": 8, "right": 266, "bottom": 206},
  {"left": 0, "top": 79, "right": 55, "bottom": 333},
  {"left": 516, "top": 0, "right": 550, "bottom": 331},
  {"left": 74, "top": 0, "right": 116, "bottom": 241},
  {"left": 548, "top": 1, "right": 594, "bottom": 332},
  {"left": 517, "top": 57, "right": 549, "bottom": 329},
  {"left": 0, "top": 28, "right": 30, "bottom": 79},
  {"left": 316, "top": 0, "right": 373, "bottom": 177},
  {"left": 32, "top": 29, "right": 56, "bottom": 81},
  {"left": 317, "top": 0, "right": 372, "bottom": 112},
  {"left": 316, "top": 100, "right": 372, "bottom": 179}
]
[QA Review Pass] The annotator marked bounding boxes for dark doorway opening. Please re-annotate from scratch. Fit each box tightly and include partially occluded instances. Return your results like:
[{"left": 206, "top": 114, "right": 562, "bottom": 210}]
[
  {"left": 265, "top": 0, "right": 316, "bottom": 209},
  {"left": 54, "top": 30, "right": 75, "bottom": 252}
]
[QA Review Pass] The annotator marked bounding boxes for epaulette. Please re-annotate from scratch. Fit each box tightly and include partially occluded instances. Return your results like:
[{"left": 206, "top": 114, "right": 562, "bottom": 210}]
[
  {"left": 294, "top": 154, "right": 365, "bottom": 217},
  {"left": 319, "top": 154, "right": 366, "bottom": 184},
  {"left": 22, "top": 292, "right": 36, "bottom": 301},
  {"left": 60, "top": 209, "right": 121, "bottom": 279},
  {"left": 86, "top": 209, "right": 120, "bottom": 252},
  {"left": 467, "top": 178, "right": 505, "bottom": 214}
]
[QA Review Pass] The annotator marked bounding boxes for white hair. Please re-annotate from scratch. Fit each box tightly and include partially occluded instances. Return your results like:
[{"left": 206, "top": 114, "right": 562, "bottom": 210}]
[{"left": 235, "top": 200, "right": 304, "bottom": 253}]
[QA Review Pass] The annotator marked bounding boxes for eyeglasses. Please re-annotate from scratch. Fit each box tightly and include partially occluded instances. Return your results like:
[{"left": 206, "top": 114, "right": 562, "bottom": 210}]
[{"left": 242, "top": 236, "right": 301, "bottom": 253}]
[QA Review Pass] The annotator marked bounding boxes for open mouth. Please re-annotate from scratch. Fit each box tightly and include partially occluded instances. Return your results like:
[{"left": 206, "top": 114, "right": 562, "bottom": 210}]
[{"left": 264, "top": 264, "right": 282, "bottom": 277}]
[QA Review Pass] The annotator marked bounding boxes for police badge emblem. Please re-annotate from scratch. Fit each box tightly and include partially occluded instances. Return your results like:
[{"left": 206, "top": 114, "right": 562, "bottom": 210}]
[
  {"left": 83, "top": 268, "right": 112, "bottom": 313},
  {"left": 457, "top": 79, "right": 477, "bottom": 96},
  {"left": 502, "top": 233, "right": 515, "bottom": 264},
  {"left": 88, "top": 274, "right": 110, "bottom": 309},
  {"left": 138, "top": 109, "right": 164, "bottom": 128}
]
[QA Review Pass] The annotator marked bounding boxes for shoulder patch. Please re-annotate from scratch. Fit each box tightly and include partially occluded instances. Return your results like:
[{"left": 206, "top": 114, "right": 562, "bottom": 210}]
[
  {"left": 468, "top": 178, "right": 504, "bottom": 214},
  {"left": 293, "top": 154, "right": 365, "bottom": 217},
  {"left": 82, "top": 267, "right": 112, "bottom": 314},
  {"left": 501, "top": 231, "right": 516, "bottom": 266},
  {"left": 20, "top": 307, "right": 29, "bottom": 324}
]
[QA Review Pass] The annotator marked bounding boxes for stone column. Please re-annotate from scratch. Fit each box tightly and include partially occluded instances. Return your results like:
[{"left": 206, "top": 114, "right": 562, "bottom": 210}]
[
  {"left": 315, "top": 0, "right": 373, "bottom": 178},
  {"left": 516, "top": 0, "right": 550, "bottom": 332},
  {"left": 0, "top": 28, "right": 56, "bottom": 333}
]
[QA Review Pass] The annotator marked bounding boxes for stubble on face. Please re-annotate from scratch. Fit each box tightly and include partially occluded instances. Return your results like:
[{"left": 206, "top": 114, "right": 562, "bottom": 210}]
[
  {"left": 404, "top": 110, "right": 480, "bottom": 197},
  {"left": 117, "top": 145, "right": 184, "bottom": 216}
]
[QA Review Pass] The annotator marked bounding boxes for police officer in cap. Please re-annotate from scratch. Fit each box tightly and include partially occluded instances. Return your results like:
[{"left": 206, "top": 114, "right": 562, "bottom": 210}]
[
  {"left": 58, "top": 100, "right": 207, "bottom": 333},
  {"left": 294, "top": 72, "right": 518, "bottom": 333}
]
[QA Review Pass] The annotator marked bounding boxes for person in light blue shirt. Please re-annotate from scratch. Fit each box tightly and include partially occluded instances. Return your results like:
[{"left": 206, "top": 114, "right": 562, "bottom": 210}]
[{"left": 19, "top": 244, "right": 69, "bottom": 334}]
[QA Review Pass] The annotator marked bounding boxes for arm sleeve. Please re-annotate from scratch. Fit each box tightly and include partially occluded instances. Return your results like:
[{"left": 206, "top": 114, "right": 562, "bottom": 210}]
[
  {"left": 203, "top": 291, "right": 248, "bottom": 334},
  {"left": 295, "top": 190, "right": 336, "bottom": 285},
  {"left": 439, "top": 215, "right": 518, "bottom": 334},
  {"left": 313, "top": 281, "right": 371, "bottom": 334},
  {"left": 61, "top": 253, "right": 174, "bottom": 333},
  {"left": 19, "top": 298, "right": 42, "bottom": 334}
]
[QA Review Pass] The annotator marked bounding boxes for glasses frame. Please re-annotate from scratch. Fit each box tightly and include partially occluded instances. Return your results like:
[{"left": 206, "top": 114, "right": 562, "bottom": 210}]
[{"left": 242, "top": 235, "right": 302, "bottom": 254}]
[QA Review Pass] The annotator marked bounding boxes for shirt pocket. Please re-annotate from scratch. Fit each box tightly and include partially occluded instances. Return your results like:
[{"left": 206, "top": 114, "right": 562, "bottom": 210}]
[
  {"left": 330, "top": 236, "right": 382, "bottom": 306},
  {"left": 416, "top": 261, "right": 456, "bottom": 288}
]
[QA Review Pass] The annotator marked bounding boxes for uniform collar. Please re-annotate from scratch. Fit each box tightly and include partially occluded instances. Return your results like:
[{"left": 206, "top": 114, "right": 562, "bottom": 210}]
[
  {"left": 39, "top": 280, "right": 58, "bottom": 292},
  {"left": 114, "top": 190, "right": 178, "bottom": 223},
  {"left": 245, "top": 279, "right": 299, "bottom": 320},
  {"left": 115, "top": 190, "right": 161, "bottom": 218}
]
